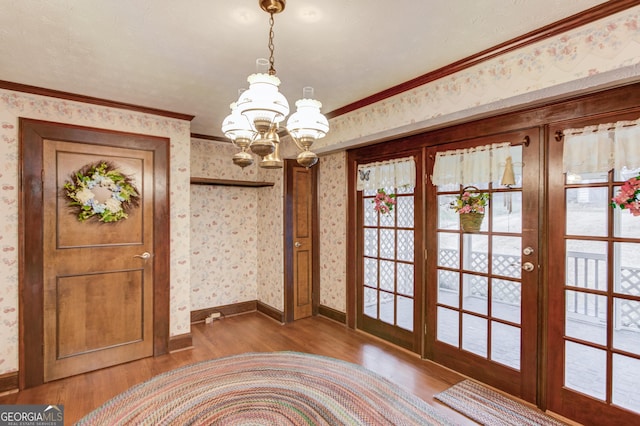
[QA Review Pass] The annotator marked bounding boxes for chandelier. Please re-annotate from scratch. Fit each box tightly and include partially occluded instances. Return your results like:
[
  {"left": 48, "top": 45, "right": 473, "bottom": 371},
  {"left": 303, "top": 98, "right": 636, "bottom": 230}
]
[{"left": 221, "top": 0, "right": 329, "bottom": 169}]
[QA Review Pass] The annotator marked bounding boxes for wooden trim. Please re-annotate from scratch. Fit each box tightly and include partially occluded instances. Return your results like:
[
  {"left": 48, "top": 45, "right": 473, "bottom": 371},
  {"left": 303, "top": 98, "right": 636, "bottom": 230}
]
[
  {"left": 0, "top": 372, "right": 19, "bottom": 395},
  {"left": 168, "top": 333, "right": 193, "bottom": 352},
  {"left": 190, "top": 177, "right": 274, "bottom": 188},
  {"left": 191, "top": 301, "right": 258, "bottom": 323},
  {"left": 257, "top": 301, "right": 284, "bottom": 323},
  {"left": 318, "top": 305, "right": 346, "bottom": 324},
  {"left": 19, "top": 119, "right": 171, "bottom": 388},
  {"left": 326, "top": 1, "right": 639, "bottom": 119},
  {"left": 0, "top": 80, "right": 194, "bottom": 121},
  {"left": 191, "top": 133, "right": 229, "bottom": 142}
]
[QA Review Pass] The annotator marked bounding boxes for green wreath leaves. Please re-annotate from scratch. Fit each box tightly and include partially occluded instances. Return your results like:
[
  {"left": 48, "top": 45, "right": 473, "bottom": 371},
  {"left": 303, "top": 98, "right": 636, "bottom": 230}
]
[{"left": 63, "top": 161, "right": 140, "bottom": 223}]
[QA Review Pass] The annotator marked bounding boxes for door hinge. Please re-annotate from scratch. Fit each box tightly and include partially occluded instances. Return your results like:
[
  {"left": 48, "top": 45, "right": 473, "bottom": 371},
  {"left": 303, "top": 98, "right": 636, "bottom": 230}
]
[{"left": 424, "top": 249, "right": 427, "bottom": 260}]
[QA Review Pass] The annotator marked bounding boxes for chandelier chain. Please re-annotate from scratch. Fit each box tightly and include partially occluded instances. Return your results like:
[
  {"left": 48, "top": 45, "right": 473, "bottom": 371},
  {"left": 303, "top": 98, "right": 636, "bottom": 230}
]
[{"left": 268, "top": 13, "right": 276, "bottom": 75}]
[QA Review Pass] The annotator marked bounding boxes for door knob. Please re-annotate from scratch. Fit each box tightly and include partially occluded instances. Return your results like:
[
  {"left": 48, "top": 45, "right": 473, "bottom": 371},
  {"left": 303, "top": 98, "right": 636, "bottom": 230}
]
[
  {"left": 134, "top": 252, "right": 152, "bottom": 260},
  {"left": 294, "top": 242, "right": 302, "bottom": 248},
  {"left": 522, "top": 262, "right": 535, "bottom": 272}
]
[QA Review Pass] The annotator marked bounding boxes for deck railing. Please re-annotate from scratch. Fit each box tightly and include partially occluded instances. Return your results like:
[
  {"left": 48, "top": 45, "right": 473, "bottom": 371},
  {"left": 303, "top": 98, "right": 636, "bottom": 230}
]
[{"left": 438, "top": 249, "right": 640, "bottom": 330}]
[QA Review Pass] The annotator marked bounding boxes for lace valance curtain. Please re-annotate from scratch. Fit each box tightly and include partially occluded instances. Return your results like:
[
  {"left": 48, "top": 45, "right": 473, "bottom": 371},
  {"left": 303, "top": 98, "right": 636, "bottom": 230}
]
[
  {"left": 562, "top": 118, "right": 640, "bottom": 174},
  {"left": 431, "top": 142, "right": 512, "bottom": 186},
  {"left": 356, "top": 157, "right": 416, "bottom": 191}
]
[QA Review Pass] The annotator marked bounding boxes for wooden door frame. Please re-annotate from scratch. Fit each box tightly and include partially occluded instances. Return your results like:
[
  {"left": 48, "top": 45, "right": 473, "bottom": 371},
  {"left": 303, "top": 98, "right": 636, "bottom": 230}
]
[
  {"left": 19, "top": 118, "right": 170, "bottom": 389},
  {"left": 283, "top": 159, "right": 319, "bottom": 323}
]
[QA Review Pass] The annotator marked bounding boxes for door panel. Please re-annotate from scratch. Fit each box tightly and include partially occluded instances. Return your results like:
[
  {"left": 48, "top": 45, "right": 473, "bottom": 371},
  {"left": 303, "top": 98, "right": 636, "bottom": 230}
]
[
  {"left": 42, "top": 140, "right": 154, "bottom": 381},
  {"left": 426, "top": 130, "right": 539, "bottom": 401},
  {"left": 356, "top": 153, "right": 423, "bottom": 353},
  {"left": 547, "top": 112, "right": 640, "bottom": 424}
]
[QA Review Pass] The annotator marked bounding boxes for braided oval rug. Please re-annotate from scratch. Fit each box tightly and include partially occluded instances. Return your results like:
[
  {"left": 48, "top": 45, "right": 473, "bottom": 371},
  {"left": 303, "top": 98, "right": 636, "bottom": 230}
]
[{"left": 77, "top": 351, "right": 454, "bottom": 425}]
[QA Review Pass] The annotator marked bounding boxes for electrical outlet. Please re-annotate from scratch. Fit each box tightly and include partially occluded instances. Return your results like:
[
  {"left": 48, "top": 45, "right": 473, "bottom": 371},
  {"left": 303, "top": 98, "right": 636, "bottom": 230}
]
[{"left": 210, "top": 312, "right": 221, "bottom": 319}]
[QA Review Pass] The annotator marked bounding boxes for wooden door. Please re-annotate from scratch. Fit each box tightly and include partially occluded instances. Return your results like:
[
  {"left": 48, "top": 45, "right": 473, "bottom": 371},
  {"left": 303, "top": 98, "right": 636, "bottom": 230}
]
[
  {"left": 546, "top": 112, "right": 640, "bottom": 424},
  {"left": 285, "top": 160, "right": 318, "bottom": 322},
  {"left": 426, "top": 130, "right": 539, "bottom": 402},
  {"left": 20, "top": 119, "right": 170, "bottom": 388},
  {"left": 355, "top": 151, "right": 424, "bottom": 353}
]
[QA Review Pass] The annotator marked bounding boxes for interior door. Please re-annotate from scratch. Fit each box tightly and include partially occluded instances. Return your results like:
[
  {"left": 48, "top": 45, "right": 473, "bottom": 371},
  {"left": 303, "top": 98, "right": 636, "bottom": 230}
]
[
  {"left": 426, "top": 130, "right": 539, "bottom": 401},
  {"left": 547, "top": 113, "right": 640, "bottom": 424},
  {"left": 285, "top": 160, "right": 318, "bottom": 322},
  {"left": 42, "top": 141, "right": 154, "bottom": 381},
  {"left": 20, "top": 119, "right": 170, "bottom": 388}
]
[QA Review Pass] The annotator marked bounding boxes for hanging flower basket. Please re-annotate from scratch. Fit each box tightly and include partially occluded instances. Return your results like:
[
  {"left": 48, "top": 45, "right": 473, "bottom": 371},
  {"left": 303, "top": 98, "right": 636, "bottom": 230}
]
[
  {"left": 450, "top": 186, "right": 489, "bottom": 233},
  {"left": 459, "top": 212, "right": 485, "bottom": 233}
]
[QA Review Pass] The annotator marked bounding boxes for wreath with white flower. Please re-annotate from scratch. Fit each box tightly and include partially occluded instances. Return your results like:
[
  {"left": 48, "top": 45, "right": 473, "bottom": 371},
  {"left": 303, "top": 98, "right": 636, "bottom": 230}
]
[{"left": 64, "top": 161, "right": 140, "bottom": 223}]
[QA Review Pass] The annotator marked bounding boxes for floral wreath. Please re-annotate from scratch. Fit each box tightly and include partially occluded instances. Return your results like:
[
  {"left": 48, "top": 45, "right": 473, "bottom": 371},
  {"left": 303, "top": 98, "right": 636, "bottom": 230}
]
[
  {"left": 373, "top": 188, "right": 396, "bottom": 215},
  {"left": 64, "top": 161, "right": 140, "bottom": 223},
  {"left": 611, "top": 174, "right": 640, "bottom": 216}
]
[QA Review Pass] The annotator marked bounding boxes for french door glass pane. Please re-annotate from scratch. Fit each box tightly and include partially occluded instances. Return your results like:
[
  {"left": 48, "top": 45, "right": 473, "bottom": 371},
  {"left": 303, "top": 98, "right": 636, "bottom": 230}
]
[
  {"left": 565, "top": 290, "right": 607, "bottom": 345},
  {"left": 491, "top": 321, "right": 520, "bottom": 369},
  {"left": 380, "top": 260, "right": 394, "bottom": 291},
  {"left": 437, "top": 306, "right": 459, "bottom": 346},
  {"left": 492, "top": 236, "right": 521, "bottom": 279},
  {"left": 614, "top": 242, "right": 640, "bottom": 295},
  {"left": 613, "top": 298, "right": 640, "bottom": 354},
  {"left": 612, "top": 354, "right": 640, "bottom": 412},
  {"left": 364, "top": 287, "right": 377, "bottom": 318},
  {"left": 462, "top": 313, "right": 487, "bottom": 357},
  {"left": 492, "top": 191, "right": 522, "bottom": 233},
  {"left": 397, "top": 263, "right": 414, "bottom": 296},
  {"left": 438, "top": 270, "right": 459, "bottom": 308},
  {"left": 380, "top": 292, "right": 395, "bottom": 324},
  {"left": 364, "top": 229, "right": 377, "bottom": 257},
  {"left": 396, "top": 196, "right": 414, "bottom": 228},
  {"left": 463, "top": 274, "right": 488, "bottom": 315},
  {"left": 463, "top": 234, "right": 488, "bottom": 273},
  {"left": 438, "top": 233, "right": 459, "bottom": 268},
  {"left": 397, "top": 296, "right": 413, "bottom": 331},
  {"left": 438, "top": 195, "right": 458, "bottom": 229},
  {"left": 565, "top": 341, "right": 606, "bottom": 400},
  {"left": 566, "top": 187, "right": 608, "bottom": 237},
  {"left": 566, "top": 239, "right": 607, "bottom": 290},
  {"left": 380, "top": 229, "right": 395, "bottom": 259},
  {"left": 492, "top": 279, "right": 521, "bottom": 324}
]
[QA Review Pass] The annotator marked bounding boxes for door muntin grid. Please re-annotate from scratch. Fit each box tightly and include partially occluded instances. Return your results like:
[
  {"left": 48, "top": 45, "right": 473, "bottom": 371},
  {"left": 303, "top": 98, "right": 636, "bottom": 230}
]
[
  {"left": 561, "top": 168, "right": 640, "bottom": 413},
  {"left": 363, "top": 185, "right": 415, "bottom": 332},
  {"left": 435, "top": 145, "right": 524, "bottom": 371}
]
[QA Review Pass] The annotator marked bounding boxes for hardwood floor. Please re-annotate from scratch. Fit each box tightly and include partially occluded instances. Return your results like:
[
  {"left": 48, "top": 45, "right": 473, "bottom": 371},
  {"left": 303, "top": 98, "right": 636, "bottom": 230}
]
[{"left": 0, "top": 312, "right": 476, "bottom": 425}]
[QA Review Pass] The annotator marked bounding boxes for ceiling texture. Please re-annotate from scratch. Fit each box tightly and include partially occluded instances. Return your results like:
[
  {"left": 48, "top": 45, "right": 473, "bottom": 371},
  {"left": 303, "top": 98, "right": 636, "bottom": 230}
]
[{"left": 1, "top": 0, "right": 611, "bottom": 139}]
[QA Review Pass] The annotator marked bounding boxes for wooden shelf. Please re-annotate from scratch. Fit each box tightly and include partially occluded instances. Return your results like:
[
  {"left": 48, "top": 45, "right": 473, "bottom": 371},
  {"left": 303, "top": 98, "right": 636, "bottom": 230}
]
[{"left": 190, "top": 177, "right": 274, "bottom": 188}]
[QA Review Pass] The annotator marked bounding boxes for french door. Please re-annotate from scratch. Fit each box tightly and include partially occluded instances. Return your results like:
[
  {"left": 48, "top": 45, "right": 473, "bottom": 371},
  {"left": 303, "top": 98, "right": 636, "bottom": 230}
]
[
  {"left": 426, "top": 130, "right": 539, "bottom": 401},
  {"left": 547, "top": 113, "right": 640, "bottom": 424},
  {"left": 356, "top": 152, "right": 423, "bottom": 353}
]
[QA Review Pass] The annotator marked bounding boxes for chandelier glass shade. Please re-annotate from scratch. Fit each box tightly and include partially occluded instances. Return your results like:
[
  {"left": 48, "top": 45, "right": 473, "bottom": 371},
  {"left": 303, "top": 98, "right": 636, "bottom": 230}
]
[{"left": 221, "top": 0, "right": 329, "bottom": 169}]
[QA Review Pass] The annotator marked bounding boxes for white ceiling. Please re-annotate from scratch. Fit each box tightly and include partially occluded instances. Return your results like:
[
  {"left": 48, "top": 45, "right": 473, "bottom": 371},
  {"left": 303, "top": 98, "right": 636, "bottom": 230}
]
[{"left": 1, "top": 0, "right": 609, "bottom": 138}]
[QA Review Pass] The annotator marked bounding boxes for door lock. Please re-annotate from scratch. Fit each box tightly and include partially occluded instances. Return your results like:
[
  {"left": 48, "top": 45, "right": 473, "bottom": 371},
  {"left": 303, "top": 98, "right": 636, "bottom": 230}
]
[
  {"left": 522, "top": 262, "right": 535, "bottom": 272},
  {"left": 523, "top": 247, "right": 534, "bottom": 256}
]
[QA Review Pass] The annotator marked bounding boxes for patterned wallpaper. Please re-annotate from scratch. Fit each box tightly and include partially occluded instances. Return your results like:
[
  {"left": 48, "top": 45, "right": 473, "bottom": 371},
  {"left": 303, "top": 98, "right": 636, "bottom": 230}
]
[
  {"left": 318, "top": 152, "right": 347, "bottom": 312},
  {"left": 316, "top": 7, "right": 640, "bottom": 152},
  {"left": 1, "top": 6, "right": 638, "bottom": 377},
  {"left": 0, "top": 90, "right": 191, "bottom": 375}
]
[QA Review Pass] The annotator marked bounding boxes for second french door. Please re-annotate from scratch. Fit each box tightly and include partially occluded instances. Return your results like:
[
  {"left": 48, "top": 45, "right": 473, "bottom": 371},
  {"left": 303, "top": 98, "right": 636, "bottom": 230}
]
[{"left": 426, "top": 130, "right": 540, "bottom": 401}]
